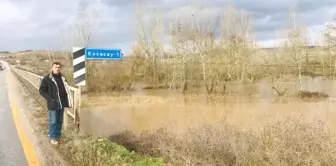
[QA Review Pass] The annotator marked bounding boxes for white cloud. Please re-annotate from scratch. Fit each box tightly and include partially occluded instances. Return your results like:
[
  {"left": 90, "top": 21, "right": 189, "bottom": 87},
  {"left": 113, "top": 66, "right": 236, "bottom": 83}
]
[
  {"left": 0, "top": 1, "right": 22, "bottom": 23},
  {"left": 257, "top": 24, "right": 327, "bottom": 48},
  {"left": 307, "top": 24, "right": 325, "bottom": 44},
  {"left": 0, "top": 0, "right": 336, "bottom": 53}
]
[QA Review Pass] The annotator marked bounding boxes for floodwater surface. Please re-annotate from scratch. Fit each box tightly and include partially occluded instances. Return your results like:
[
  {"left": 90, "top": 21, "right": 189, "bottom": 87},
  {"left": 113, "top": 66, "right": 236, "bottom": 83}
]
[{"left": 80, "top": 77, "right": 336, "bottom": 137}]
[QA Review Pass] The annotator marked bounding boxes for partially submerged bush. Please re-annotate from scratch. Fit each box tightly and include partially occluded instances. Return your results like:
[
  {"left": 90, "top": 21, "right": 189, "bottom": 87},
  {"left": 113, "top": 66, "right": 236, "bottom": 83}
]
[{"left": 298, "top": 91, "right": 329, "bottom": 99}]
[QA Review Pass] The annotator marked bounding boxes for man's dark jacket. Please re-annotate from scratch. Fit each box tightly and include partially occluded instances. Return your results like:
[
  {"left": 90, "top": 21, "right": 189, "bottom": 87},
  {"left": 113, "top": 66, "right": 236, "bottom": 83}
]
[{"left": 39, "top": 73, "right": 73, "bottom": 110}]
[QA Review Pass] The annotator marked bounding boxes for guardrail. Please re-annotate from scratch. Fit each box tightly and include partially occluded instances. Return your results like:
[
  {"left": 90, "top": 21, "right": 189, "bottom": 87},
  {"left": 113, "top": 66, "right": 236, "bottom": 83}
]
[{"left": 10, "top": 66, "right": 81, "bottom": 130}]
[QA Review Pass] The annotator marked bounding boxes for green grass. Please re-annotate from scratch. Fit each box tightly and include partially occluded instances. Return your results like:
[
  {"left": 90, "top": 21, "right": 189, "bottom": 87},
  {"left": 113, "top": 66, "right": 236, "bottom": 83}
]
[{"left": 58, "top": 134, "right": 165, "bottom": 166}]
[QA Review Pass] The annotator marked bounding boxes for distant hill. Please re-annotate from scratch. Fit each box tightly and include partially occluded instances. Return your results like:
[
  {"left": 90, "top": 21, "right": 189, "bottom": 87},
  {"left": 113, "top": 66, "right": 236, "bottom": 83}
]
[{"left": 9, "top": 45, "right": 325, "bottom": 57}]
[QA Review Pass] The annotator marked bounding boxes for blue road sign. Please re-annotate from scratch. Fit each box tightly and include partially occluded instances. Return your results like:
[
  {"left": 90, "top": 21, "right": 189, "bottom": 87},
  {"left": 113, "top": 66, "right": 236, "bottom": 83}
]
[{"left": 85, "top": 48, "right": 122, "bottom": 60}]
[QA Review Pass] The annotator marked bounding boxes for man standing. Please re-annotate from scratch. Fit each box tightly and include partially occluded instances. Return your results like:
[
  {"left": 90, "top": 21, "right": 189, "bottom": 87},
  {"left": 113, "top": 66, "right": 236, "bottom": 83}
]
[{"left": 39, "top": 62, "right": 72, "bottom": 145}]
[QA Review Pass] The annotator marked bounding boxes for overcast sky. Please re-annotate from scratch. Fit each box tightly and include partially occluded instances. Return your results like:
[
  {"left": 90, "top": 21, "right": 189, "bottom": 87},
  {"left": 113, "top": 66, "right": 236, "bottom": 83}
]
[{"left": 0, "top": 0, "right": 335, "bottom": 54}]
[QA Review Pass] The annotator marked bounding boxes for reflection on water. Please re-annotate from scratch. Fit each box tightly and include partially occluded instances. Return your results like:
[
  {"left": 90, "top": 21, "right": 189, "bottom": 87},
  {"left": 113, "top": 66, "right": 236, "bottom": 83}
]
[{"left": 80, "top": 78, "right": 336, "bottom": 138}]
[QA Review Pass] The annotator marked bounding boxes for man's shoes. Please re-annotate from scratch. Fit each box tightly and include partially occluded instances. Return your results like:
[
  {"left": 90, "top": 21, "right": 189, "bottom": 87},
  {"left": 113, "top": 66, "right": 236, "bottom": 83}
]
[{"left": 50, "top": 140, "right": 59, "bottom": 145}]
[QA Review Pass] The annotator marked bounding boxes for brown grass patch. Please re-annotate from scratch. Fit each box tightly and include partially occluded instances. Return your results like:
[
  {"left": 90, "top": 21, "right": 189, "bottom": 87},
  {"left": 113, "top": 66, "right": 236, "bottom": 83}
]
[{"left": 109, "top": 116, "right": 336, "bottom": 166}]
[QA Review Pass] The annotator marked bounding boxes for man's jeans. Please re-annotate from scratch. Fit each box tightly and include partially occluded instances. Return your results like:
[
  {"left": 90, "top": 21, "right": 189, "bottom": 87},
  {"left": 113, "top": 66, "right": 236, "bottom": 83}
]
[{"left": 48, "top": 108, "right": 64, "bottom": 141}]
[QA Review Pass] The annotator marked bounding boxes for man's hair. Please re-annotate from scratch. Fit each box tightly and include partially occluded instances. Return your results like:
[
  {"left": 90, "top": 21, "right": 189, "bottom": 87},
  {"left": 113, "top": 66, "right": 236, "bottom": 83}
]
[{"left": 52, "top": 61, "right": 62, "bottom": 67}]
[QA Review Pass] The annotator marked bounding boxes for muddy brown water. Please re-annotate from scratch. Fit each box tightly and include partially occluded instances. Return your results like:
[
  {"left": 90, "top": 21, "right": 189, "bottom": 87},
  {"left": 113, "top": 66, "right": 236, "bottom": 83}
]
[{"left": 80, "top": 76, "right": 336, "bottom": 138}]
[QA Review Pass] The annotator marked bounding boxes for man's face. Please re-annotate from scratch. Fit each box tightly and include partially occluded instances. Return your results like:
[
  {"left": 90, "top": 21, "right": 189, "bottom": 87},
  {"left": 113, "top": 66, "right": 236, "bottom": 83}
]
[{"left": 52, "top": 64, "right": 61, "bottom": 74}]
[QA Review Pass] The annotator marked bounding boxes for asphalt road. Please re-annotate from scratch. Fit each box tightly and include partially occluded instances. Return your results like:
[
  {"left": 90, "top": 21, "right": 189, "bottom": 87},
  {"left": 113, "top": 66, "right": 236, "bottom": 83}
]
[{"left": 0, "top": 66, "right": 28, "bottom": 166}]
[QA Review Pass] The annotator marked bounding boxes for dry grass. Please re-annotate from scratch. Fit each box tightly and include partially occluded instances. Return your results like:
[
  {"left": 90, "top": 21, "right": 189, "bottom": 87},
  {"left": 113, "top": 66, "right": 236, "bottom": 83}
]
[{"left": 110, "top": 115, "right": 336, "bottom": 166}]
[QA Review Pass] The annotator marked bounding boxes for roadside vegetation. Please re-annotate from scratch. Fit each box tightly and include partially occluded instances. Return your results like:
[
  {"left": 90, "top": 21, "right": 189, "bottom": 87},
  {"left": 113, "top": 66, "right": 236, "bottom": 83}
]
[
  {"left": 3, "top": 3, "right": 336, "bottom": 166},
  {"left": 110, "top": 116, "right": 336, "bottom": 166}
]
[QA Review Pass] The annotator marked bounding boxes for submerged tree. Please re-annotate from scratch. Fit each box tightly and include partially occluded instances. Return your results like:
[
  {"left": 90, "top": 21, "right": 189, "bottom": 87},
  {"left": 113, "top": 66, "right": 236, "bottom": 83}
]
[{"left": 285, "top": 8, "right": 309, "bottom": 92}]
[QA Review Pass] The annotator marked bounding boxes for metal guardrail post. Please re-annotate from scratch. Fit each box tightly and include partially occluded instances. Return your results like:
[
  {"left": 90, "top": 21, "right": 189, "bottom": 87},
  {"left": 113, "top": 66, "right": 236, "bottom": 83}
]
[
  {"left": 73, "top": 91, "right": 77, "bottom": 123},
  {"left": 63, "top": 109, "right": 69, "bottom": 131},
  {"left": 77, "top": 86, "right": 82, "bottom": 130}
]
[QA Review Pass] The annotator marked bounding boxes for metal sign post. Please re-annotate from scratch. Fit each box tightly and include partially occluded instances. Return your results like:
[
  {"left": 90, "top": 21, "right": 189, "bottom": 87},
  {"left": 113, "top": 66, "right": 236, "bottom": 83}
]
[{"left": 71, "top": 47, "right": 123, "bottom": 130}]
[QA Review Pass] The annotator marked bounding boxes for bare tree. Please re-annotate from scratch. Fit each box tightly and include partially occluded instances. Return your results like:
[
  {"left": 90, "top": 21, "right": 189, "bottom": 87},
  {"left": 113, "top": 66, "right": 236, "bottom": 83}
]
[
  {"left": 285, "top": 8, "right": 307, "bottom": 92},
  {"left": 147, "top": 7, "right": 164, "bottom": 87},
  {"left": 324, "top": 15, "right": 336, "bottom": 78},
  {"left": 169, "top": 19, "right": 190, "bottom": 92},
  {"left": 135, "top": 2, "right": 155, "bottom": 86},
  {"left": 126, "top": 44, "right": 144, "bottom": 90},
  {"left": 325, "top": 16, "right": 336, "bottom": 44},
  {"left": 219, "top": 4, "right": 254, "bottom": 94}
]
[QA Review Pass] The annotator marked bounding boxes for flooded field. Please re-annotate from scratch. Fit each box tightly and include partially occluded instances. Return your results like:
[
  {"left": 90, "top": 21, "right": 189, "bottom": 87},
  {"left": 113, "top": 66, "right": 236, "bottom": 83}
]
[{"left": 80, "top": 76, "right": 336, "bottom": 137}]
